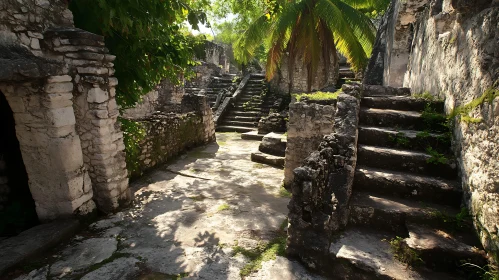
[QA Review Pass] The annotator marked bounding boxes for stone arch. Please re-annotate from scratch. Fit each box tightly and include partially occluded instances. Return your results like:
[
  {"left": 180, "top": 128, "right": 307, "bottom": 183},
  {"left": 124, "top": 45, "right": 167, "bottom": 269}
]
[
  {"left": 0, "top": 43, "right": 96, "bottom": 221},
  {"left": 0, "top": 90, "right": 38, "bottom": 235}
]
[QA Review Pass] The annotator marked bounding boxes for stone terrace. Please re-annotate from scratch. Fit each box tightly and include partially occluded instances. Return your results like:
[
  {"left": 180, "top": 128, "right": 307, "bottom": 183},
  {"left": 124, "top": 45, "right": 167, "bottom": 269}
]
[{"left": 4, "top": 133, "right": 323, "bottom": 280}]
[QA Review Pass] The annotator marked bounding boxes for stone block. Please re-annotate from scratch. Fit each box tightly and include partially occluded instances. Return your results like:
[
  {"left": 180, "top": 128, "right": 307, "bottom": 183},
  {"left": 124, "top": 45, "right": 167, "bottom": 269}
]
[
  {"left": 48, "top": 137, "right": 84, "bottom": 173},
  {"left": 45, "top": 82, "right": 73, "bottom": 94},
  {"left": 47, "top": 75, "right": 72, "bottom": 83},
  {"left": 87, "top": 88, "right": 109, "bottom": 103},
  {"left": 77, "top": 67, "right": 109, "bottom": 75},
  {"left": 7, "top": 97, "right": 25, "bottom": 113},
  {"left": 43, "top": 93, "right": 73, "bottom": 108},
  {"left": 47, "top": 107, "right": 76, "bottom": 127}
]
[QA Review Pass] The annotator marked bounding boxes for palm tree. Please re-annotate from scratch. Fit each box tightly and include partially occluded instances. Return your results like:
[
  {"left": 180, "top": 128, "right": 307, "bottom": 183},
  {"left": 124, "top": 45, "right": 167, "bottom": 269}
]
[{"left": 234, "top": 0, "right": 390, "bottom": 92}]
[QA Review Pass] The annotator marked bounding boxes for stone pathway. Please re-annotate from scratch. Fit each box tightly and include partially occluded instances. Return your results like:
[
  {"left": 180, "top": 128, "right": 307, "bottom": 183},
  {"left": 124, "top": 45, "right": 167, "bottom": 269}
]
[{"left": 8, "top": 133, "right": 323, "bottom": 280}]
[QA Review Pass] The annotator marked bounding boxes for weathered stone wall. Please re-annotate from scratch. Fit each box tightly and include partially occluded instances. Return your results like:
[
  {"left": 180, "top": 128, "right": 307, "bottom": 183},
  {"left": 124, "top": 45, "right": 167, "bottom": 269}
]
[
  {"left": 258, "top": 111, "right": 288, "bottom": 135},
  {"left": 401, "top": 0, "right": 499, "bottom": 260},
  {"left": 125, "top": 94, "right": 215, "bottom": 177},
  {"left": 122, "top": 79, "right": 185, "bottom": 119},
  {"left": 271, "top": 54, "right": 340, "bottom": 93},
  {"left": 284, "top": 100, "right": 337, "bottom": 186},
  {"left": 0, "top": 0, "right": 130, "bottom": 219},
  {"left": 286, "top": 85, "right": 361, "bottom": 271}
]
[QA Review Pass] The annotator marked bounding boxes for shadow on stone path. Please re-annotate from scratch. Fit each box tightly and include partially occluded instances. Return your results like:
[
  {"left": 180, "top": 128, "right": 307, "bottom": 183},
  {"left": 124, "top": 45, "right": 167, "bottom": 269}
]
[{"left": 6, "top": 133, "right": 323, "bottom": 280}]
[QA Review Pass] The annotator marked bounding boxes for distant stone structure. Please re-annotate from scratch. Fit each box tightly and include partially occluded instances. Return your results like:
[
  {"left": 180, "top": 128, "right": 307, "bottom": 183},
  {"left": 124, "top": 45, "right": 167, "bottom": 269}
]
[{"left": 0, "top": 0, "right": 131, "bottom": 223}]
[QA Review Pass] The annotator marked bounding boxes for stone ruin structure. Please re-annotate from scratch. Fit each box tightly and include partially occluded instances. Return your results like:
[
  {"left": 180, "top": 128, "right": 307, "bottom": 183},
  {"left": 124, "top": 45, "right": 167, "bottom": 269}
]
[
  {"left": 285, "top": 0, "right": 498, "bottom": 278},
  {"left": 366, "top": 0, "right": 499, "bottom": 261},
  {"left": 0, "top": 0, "right": 130, "bottom": 230}
]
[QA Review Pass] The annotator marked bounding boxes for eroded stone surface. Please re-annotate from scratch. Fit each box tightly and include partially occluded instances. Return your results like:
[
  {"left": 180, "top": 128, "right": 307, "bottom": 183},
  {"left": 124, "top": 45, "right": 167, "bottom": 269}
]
[
  {"left": 15, "top": 133, "right": 320, "bottom": 280},
  {"left": 50, "top": 238, "right": 118, "bottom": 277},
  {"left": 80, "top": 257, "right": 140, "bottom": 280}
]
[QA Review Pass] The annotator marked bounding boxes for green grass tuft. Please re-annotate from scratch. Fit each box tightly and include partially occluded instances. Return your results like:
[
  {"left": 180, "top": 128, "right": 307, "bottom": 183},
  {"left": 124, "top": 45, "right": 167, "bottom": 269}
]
[
  {"left": 234, "top": 236, "right": 287, "bottom": 277},
  {"left": 217, "top": 203, "right": 230, "bottom": 212},
  {"left": 278, "top": 186, "right": 292, "bottom": 198}
]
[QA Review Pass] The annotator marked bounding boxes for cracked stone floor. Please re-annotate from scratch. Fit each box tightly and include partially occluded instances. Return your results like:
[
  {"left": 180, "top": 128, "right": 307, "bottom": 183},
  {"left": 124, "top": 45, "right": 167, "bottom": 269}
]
[{"left": 7, "top": 132, "right": 323, "bottom": 280}]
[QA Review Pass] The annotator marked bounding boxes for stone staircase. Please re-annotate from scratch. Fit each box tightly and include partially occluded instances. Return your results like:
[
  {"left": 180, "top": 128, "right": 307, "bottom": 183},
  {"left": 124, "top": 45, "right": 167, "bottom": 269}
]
[
  {"left": 185, "top": 74, "right": 238, "bottom": 108},
  {"left": 337, "top": 61, "right": 359, "bottom": 88},
  {"left": 330, "top": 90, "right": 487, "bottom": 279},
  {"left": 217, "top": 74, "right": 267, "bottom": 133}
]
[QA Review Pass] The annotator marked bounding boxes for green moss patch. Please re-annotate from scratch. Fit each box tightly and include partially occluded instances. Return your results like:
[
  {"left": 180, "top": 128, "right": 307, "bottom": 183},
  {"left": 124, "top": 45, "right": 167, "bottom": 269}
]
[{"left": 294, "top": 89, "right": 341, "bottom": 102}]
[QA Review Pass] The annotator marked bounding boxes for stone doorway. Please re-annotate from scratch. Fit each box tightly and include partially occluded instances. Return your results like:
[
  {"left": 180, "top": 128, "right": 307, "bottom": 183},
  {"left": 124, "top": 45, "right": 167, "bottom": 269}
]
[{"left": 0, "top": 91, "right": 38, "bottom": 237}]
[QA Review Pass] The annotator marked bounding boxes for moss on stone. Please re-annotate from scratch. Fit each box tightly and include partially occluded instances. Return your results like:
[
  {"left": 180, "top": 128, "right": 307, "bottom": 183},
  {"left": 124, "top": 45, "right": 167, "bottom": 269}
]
[{"left": 294, "top": 89, "right": 341, "bottom": 102}]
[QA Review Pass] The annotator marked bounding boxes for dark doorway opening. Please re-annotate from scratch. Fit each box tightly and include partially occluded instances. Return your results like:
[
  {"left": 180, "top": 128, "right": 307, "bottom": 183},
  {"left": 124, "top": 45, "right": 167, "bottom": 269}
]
[{"left": 0, "top": 91, "right": 38, "bottom": 237}]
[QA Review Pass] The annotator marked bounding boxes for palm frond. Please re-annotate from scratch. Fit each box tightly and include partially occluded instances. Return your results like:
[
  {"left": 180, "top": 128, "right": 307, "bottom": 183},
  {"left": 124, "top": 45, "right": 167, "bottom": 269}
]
[
  {"left": 335, "top": 0, "right": 376, "bottom": 55},
  {"left": 315, "top": 0, "right": 369, "bottom": 72},
  {"left": 233, "top": 15, "right": 271, "bottom": 64},
  {"left": 339, "top": 0, "right": 391, "bottom": 12}
]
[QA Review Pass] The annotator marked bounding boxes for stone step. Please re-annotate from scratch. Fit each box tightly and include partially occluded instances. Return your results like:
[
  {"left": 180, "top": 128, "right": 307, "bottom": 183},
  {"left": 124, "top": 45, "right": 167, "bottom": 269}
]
[
  {"left": 222, "top": 120, "right": 258, "bottom": 127},
  {"left": 239, "top": 96, "right": 262, "bottom": 102},
  {"left": 228, "top": 111, "right": 260, "bottom": 117},
  {"left": 216, "top": 126, "right": 255, "bottom": 133},
  {"left": 349, "top": 192, "right": 460, "bottom": 235},
  {"left": 242, "top": 90, "right": 264, "bottom": 95},
  {"left": 241, "top": 131, "right": 266, "bottom": 141},
  {"left": 247, "top": 79, "right": 265, "bottom": 84},
  {"left": 362, "top": 96, "right": 444, "bottom": 113},
  {"left": 328, "top": 228, "right": 457, "bottom": 280},
  {"left": 354, "top": 167, "right": 462, "bottom": 207},
  {"left": 224, "top": 115, "right": 260, "bottom": 122},
  {"left": 357, "top": 145, "right": 458, "bottom": 180},
  {"left": 403, "top": 223, "right": 487, "bottom": 273},
  {"left": 210, "top": 84, "right": 234, "bottom": 89},
  {"left": 250, "top": 73, "right": 265, "bottom": 78},
  {"left": 360, "top": 108, "right": 447, "bottom": 132},
  {"left": 250, "top": 151, "right": 284, "bottom": 168},
  {"left": 358, "top": 126, "right": 451, "bottom": 153},
  {"left": 234, "top": 105, "right": 262, "bottom": 111},
  {"left": 359, "top": 85, "right": 411, "bottom": 97}
]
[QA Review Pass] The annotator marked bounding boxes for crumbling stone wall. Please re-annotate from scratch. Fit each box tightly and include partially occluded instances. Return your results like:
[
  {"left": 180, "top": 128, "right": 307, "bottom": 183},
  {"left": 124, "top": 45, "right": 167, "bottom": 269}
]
[
  {"left": 401, "top": 0, "right": 499, "bottom": 260},
  {"left": 0, "top": 0, "right": 130, "bottom": 220},
  {"left": 122, "top": 79, "right": 185, "bottom": 119},
  {"left": 124, "top": 94, "right": 215, "bottom": 177},
  {"left": 286, "top": 85, "right": 361, "bottom": 270},
  {"left": 284, "top": 100, "right": 337, "bottom": 186}
]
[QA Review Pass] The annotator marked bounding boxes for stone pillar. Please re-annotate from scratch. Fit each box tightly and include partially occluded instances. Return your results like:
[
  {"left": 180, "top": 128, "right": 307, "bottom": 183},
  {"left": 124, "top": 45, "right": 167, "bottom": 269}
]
[
  {"left": 286, "top": 85, "right": 361, "bottom": 272},
  {"left": 44, "top": 28, "right": 130, "bottom": 213},
  {"left": 284, "top": 101, "right": 337, "bottom": 187},
  {"left": 0, "top": 80, "right": 96, "bottom": 221}
]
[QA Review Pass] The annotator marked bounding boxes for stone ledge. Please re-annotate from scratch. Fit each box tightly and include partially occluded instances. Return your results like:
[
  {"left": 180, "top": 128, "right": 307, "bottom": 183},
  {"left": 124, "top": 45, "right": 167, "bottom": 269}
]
[{"left": 0, "top": 219, "right": 80, "bottom": 275}]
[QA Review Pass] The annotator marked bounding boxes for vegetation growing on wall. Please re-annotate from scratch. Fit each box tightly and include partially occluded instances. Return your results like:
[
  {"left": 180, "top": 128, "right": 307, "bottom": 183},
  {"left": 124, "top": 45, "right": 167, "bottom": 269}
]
[
  {"left": 293, "top": 89, "right": 341, "bottom": 102},
  {"left": 69, "top": 0, "right": 210, "bottom": 109},
  {"left": 449, "top": 82, "right": 499, "bottom": 124}
]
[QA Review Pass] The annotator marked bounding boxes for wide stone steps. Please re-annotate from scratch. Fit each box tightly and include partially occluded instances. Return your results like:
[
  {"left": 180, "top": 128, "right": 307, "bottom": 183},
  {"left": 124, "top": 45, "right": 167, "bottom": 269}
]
[
  {"left": 362, "top": 96, "right": 444, "bottom": 112},
  {"left": 354, "top": 167, "right": 461, "bottom": 207},
  {"left": 216, "top": 125, "right": 255, "bottom": 133},
  {"left": 221, "top": 120, "right": 257, "bottom": 127},
  {"left": 360, "top": 107, "right": 448, "bottom": 132},
  {"left": 358, "top": 126, "right": 450, "bottom": 152},
  {"left": 329, "top": 228, "right": 459, "bottom": 280},
  {"left": 216, "top": 75, "right": 268, "bottom": 133},
  {"left": 357, "top": 145, "right": 458, "bottom": 180},
  {"left": 227, "top": 111, "right": 260, "bottom": 117},
  {"left": 344, "top": 89, "right": 488, "bottom": 278},
  {"left": 224, "top": 115, "right": 259, "bottom": 122},
  {"left": 349, "top": 191, "right": 461, "bottom": 234},
  {"left": 404, "top": 223, "right": 486, "bottom": 272}
]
